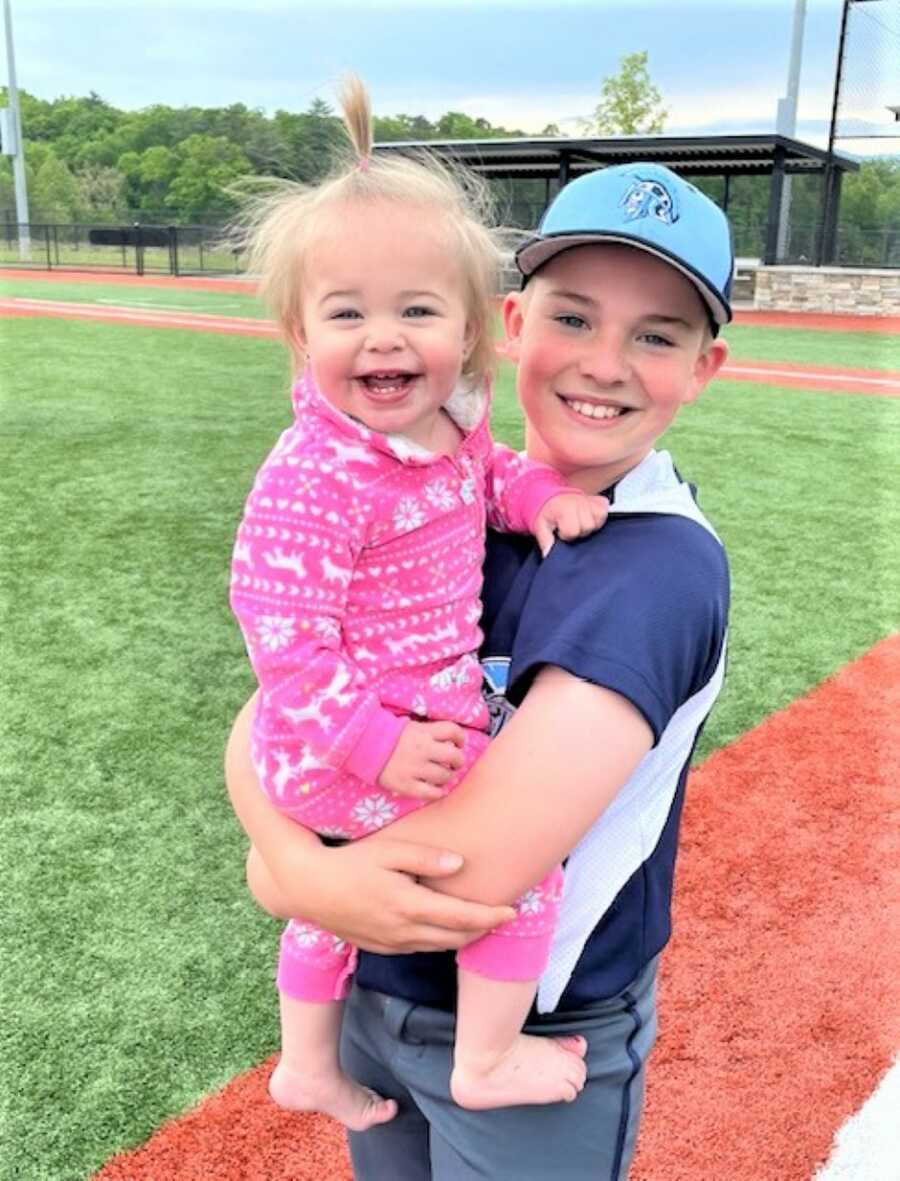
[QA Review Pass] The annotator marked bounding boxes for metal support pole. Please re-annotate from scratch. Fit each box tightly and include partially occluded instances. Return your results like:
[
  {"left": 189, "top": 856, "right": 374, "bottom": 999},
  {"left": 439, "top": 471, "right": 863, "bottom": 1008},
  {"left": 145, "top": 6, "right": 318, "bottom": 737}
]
[
  {"left": 168, "top": 224, "right": 179, "bottom": 276},
  {"left": 722, "top": 173, "right": 731, "bottom": 214},
  {"left": 821, "top": 167, "right": 844, "bottom": 264},
  {"left": 776, "top": 0, "right": 807, "bottom": 259},
  {"left": 558, "top": 153, "right": 570, "bottom": 188},
  {"left": 765, "top": 148, "right": 787, "bottom": 264},
  {"left": 3, "top": 0, "right": 30, "bottom": 258},
  {"left": 817, "top": 0, "right": 851, "bottom": 264}
]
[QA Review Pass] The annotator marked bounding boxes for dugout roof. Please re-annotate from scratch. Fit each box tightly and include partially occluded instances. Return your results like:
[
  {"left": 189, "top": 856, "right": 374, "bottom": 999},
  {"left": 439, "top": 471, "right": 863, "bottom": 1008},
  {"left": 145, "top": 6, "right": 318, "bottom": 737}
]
[
  {"left": 373, "top": 133, "right": 859, "bottom": 264},
  {"left": 373, "top": 133, "right": 858, "bottom": 181}
]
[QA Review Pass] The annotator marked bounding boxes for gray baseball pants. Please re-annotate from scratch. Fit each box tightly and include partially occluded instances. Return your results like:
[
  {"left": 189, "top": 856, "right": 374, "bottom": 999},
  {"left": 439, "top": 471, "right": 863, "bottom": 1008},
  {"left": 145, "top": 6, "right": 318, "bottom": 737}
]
[{"left": 340, "top": 956, "right": 658, "bottom": 1180}]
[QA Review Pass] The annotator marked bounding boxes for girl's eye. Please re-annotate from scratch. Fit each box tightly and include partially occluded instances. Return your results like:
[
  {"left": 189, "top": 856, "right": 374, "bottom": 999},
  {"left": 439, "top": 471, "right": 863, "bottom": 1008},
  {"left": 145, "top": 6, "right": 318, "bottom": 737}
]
[
  {"left": 404, "top": 305, "right": 435, "bottom": 319},
  {"left": 555, "top": 313, "right": 588, "bottom": 330},
  {"left": 331, "top": 309, "right": 362, "bottom": 321}
]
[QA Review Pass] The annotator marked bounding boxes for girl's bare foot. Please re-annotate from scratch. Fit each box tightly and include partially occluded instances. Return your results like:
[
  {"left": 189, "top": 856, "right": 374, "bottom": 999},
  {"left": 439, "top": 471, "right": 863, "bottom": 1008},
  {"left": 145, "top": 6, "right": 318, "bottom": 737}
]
[
  {"left": 269, "top": 1060, "right": 398, "bottom": 1132},
  {"left": 450, "top": 1032, "right": 588, "bottom": 1110}
]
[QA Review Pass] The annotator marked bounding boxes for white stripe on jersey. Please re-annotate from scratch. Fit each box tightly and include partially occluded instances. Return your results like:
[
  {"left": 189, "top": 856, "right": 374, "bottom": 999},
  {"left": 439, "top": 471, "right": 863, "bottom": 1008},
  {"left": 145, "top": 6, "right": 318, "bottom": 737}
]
[{"left": 538, "top": 449, "right": 728, "bottom": 1012}]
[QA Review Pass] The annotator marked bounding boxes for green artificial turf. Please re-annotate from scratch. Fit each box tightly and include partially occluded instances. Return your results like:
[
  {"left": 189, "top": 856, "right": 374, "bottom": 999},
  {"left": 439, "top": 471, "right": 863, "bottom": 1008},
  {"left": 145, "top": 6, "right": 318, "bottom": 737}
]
[
  {"left": 0, "top": 275, "right": 265, "bottom": 319},
  {"left": 721, "top": 323, "right": 900, "bottom": 372},
  {"left": 3, "top": 276, "right": 898, "bottom": 370},
  {"left": 2, "top": 317, "right": 898, "bottom": 1178}
]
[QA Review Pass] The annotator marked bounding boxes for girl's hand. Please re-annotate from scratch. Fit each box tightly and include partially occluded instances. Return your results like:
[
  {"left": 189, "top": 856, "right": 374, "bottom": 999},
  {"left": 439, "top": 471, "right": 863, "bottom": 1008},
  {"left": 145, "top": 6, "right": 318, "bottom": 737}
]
[
  {"left": 533, "top": 492, "right": 609, "bottom": 556},
  {"left": 257, "top": 837, "right": 516, "bottom": 954},
  {"left": 227, "top": 691, "right": 513, "bottom": 954},
  {"left": 377, "top": 720, "right": 466, "bottom": 800}
]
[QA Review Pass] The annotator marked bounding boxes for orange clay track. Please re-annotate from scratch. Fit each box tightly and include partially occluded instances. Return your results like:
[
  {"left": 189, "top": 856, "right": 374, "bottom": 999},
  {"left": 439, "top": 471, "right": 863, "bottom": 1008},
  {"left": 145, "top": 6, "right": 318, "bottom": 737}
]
[
  {"left": 93, "top": 634, "right": 900, "bottom": 1181},
  {"left": 3, "top": 265, "right": 900, "bottom": 333},
  {"left": 0, "top": 266, "right": 257, "bottom": 293},
  {"left": 3, "top": 292, "right": 899, "bottom": 398}
]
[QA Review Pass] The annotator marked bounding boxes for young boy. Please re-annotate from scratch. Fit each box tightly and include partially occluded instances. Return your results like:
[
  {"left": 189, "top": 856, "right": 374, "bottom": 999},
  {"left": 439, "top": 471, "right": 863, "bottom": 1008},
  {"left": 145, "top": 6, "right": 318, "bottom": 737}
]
[{"left": 226, "top": 162, "right": 732, "bottom": 1179}]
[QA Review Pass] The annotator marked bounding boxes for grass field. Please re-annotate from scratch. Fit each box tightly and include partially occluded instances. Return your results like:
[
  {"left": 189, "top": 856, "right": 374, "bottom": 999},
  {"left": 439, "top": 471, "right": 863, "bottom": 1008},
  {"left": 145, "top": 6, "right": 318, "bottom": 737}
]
[
  {"left": 0, "top": 243, "right": 242, "bottom": 274},
  {"left": 2, "top": 271, "right": 900, "bottom": 368},
  {"left": 2, "top": 308, "right": 899, "bottom": 1180}
]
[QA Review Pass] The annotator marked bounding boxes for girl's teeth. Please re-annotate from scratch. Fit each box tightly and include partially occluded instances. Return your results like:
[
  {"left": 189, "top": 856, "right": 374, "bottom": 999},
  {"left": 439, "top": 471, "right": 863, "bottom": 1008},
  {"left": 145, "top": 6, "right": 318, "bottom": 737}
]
[
  {"left": 364, "top": 375, "right": 410, "bottom": 393},
  {"left": 567, "top": 399, "right": 624, "bottom": 420}
]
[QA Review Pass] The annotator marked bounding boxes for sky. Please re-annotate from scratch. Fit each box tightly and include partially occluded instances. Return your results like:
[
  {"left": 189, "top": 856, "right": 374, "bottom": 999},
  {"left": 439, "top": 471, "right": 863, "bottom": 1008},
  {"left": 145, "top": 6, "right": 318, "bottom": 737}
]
[{"left": 4, "top": 0, "right": 899, "bottom": 157}]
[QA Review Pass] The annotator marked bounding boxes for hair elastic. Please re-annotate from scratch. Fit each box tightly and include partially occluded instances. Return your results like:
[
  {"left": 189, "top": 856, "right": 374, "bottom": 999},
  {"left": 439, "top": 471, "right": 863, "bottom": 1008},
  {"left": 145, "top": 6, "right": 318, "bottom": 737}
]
[{"left": 357, "top": 155, "right": 371, "bottom": 173}]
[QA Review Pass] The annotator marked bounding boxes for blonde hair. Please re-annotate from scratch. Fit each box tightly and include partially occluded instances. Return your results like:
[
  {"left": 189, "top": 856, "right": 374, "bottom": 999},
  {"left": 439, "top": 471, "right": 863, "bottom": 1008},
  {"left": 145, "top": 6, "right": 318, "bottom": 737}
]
[{"left": 229, "top": 76, "right": 502, "bottom": 383}]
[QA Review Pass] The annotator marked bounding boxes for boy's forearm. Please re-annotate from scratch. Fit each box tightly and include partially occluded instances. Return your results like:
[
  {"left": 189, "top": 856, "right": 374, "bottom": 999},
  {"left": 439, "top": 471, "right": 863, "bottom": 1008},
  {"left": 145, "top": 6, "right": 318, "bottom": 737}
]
[
  {"left": 367, "top": 667, "right": 653, "bottom": 906},
  {"left": 225, "top": 670, "right": 653, "bottom": 914}
]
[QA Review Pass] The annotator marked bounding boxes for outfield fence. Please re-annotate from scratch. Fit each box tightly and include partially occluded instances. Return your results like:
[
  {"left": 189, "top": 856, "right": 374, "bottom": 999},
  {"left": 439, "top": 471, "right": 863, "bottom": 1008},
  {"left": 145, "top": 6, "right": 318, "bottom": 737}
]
[
  {"left": 1, "top": 217, "right": 898, "bottom": 276},
  {"left": 0, "top": 222, "right": 246, "bottom": 276}
]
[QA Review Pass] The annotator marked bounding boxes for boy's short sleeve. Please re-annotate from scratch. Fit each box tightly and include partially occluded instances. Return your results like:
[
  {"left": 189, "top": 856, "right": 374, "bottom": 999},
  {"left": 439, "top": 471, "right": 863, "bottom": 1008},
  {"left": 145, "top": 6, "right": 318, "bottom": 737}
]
[{"left": 505, "top": 513, "right": 729, "bottom": 743}]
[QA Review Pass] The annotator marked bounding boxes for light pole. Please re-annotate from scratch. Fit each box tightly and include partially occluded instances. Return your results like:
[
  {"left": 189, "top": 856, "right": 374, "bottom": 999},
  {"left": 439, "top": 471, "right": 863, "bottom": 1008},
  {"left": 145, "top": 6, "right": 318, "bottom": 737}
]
[
  {"left": 2, "top": 0, "right": 30, "bottom": 259},
  {"left": 775, "top": 0, "right": 807, "bottom": 261}
]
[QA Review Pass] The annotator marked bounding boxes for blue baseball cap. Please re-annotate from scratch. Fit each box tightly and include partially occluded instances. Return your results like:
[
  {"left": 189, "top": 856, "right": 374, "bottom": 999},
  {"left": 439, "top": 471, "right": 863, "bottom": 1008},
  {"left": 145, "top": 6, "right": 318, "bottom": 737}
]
[{"left": 516, "top": 163, "right": 734, "bottom": 328}]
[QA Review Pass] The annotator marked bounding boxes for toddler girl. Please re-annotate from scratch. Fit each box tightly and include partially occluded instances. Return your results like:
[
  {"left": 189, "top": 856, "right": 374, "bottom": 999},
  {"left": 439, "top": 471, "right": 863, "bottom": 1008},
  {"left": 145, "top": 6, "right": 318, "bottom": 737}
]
[{"left": 229, "top": 77, "right": 607, "bottom": 1131}]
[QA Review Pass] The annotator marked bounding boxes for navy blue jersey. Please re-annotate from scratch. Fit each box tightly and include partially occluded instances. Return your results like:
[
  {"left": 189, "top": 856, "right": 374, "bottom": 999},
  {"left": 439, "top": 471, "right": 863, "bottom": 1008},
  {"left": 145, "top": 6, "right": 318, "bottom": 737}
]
[{"left": 355, "top": 450, "right": 730, "bottom": 1013}]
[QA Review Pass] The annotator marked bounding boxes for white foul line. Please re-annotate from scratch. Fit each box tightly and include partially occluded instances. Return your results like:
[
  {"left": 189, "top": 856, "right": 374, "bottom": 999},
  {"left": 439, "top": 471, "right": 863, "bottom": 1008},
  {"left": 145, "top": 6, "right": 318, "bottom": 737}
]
[{"left": 813, "top": 1057, "right": 900, "bottom": 1181}]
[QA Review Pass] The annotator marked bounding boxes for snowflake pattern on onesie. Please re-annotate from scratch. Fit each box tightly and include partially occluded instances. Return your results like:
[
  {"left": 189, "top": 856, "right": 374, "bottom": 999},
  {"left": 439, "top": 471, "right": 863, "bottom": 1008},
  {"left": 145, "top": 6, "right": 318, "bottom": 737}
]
[
  {"left": 230, "top": 367, "right": 571, "bottom": 836},
  {"left": 233, "top": 369, "right": 576, "bottom": 1000}
]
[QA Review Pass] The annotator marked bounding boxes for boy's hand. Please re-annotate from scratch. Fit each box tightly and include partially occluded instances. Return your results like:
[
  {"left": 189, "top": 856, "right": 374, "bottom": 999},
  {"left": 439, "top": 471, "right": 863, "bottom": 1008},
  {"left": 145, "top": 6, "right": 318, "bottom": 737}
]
[
  {"left": 378, "top": 720, "right": 467, "bottom": 801},
  {"left": 533, "top": 492, "right": 609, "bottom": 557}
]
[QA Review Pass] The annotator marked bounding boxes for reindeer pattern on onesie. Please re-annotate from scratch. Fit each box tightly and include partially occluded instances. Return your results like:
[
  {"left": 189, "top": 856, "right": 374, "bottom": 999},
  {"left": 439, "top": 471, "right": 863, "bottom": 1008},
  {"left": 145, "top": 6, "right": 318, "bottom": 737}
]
[{"left": 230, "top": 369, "right": 568, "bottom": 999}]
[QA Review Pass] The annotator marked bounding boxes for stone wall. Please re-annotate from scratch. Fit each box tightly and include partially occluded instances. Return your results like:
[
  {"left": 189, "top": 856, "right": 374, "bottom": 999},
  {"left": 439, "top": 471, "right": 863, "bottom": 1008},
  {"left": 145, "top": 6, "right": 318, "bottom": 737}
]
[
  {"left": 500, "top": 257, "right": 900, "bottom": 316},
  {"left": 754, "top": 266, "right": 900, "bottom": 316}
]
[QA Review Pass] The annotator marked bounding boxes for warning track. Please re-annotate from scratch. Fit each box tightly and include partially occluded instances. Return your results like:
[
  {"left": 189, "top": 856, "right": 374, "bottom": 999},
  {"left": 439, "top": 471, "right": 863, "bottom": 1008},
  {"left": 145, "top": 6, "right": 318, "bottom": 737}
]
[
  {"left": 92, "top": 635, "right": 900, "bottom": 1181},
  {"left": 3, "top": 267, "right": 900, "bottom": 332},
  {"left": 4, "top": 295, "right": 898, "bottom": 397}
]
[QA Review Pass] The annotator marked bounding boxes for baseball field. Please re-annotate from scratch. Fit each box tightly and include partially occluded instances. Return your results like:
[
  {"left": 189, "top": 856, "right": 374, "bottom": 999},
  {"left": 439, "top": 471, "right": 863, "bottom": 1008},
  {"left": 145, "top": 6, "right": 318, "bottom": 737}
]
[{"left": 2, "top": 269, "right": 898, "bottom": 1180}]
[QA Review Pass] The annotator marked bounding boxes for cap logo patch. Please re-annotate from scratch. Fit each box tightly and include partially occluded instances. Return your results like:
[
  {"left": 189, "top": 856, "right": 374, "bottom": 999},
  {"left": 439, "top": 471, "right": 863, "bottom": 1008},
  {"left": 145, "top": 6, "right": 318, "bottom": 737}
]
[{"left": 620, "top": 177, "right": 679, "bottom": 227}]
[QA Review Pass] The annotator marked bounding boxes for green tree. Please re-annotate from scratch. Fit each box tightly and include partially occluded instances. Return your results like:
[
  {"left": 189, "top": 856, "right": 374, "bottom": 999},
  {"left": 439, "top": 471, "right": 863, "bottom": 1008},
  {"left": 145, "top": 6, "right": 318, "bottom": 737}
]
[
  {"left": 74, "top": 165, "right": 126, "bottom": 221},
  {"left": 136, "top": 144, "right": 178, "bottom": 213},
  {"left": 374, "top": 113, "right": 437, "bottom": 142},
  {"left": 586, "top": 51, "right": 667, "bottom": 136},
  {"left": 164, "top": 134, "right": 251, "bottom": 222},
  {"left": 273, "top": 99, "right": 345, "bottom": 182},
  {"left": 32, "top": 150, "right": 79, "bottom": 221}
]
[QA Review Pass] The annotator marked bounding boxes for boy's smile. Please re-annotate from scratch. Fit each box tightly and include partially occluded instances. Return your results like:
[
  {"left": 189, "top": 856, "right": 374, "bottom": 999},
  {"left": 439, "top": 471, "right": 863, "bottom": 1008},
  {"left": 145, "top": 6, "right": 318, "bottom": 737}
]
[{"left": 503, "top": 243, "right": 728, "bottom": 492}]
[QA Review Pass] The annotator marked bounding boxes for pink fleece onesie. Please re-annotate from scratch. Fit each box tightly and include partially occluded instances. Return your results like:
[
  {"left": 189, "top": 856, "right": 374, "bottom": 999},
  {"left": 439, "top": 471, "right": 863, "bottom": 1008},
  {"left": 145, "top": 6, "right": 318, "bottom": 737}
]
[{"left": 230, "top": 369, "right": 568, "bottom": 1001}]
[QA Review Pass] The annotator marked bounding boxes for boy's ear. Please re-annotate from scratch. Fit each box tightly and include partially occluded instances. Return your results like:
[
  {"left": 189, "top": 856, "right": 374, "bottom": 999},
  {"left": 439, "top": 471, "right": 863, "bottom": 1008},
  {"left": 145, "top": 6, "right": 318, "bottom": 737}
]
[
  {"left": 501, "top": 292, "right": 525, "bottom": 362},
  {"left": 685, "top": 336, "right": 729, "bottom": 403}
]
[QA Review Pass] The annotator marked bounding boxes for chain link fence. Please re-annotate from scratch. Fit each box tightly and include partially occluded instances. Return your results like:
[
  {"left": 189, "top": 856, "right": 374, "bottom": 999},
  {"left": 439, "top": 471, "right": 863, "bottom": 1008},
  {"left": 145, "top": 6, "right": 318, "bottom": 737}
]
[
  {"left": 1, "top": 216, "right": 897, "bottom": 275},
  {"left": 0, "top": 222, "right": 245, "bottom": 276}
]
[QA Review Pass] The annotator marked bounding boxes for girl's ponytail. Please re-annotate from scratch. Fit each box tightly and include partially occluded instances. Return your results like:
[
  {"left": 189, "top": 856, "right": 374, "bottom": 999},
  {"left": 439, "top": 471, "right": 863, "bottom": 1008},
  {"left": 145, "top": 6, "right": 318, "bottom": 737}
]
[{"left": 339, "top": 74, "right": 373, "bottom": 164}]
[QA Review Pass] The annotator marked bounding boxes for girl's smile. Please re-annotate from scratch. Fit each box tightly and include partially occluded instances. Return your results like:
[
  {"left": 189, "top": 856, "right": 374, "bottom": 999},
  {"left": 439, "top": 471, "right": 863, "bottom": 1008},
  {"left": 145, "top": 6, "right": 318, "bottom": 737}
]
[{"left": 297, "top": 201, "right": 475, "bottom": 449}]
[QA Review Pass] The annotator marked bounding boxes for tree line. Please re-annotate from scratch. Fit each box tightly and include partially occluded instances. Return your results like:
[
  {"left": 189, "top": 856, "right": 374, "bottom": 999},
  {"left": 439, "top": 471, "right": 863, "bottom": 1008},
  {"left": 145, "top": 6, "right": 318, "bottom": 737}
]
[
  {"left": 0, "top": 88, "right": 530, "bottom": 224},
  {"left": 1, "top": 84, "right": 898, "bottom": 265}
]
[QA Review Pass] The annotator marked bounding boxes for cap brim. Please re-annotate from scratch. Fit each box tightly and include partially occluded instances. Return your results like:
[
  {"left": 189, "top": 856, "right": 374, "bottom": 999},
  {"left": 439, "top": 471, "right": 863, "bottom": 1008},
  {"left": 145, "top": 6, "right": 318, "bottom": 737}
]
[{"left": 516, "top": 232, "right": 732, "bottom": 326}]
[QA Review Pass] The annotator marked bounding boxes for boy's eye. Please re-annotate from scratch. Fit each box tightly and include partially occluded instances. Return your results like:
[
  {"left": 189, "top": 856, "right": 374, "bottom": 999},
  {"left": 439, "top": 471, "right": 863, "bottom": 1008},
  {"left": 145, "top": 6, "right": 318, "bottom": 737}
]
[
  {"left": 554, "top": 313, "right": 588, "bottom": 330},
  {"left": 639, "top": 332, "right": 674, "bottom": 347}
]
